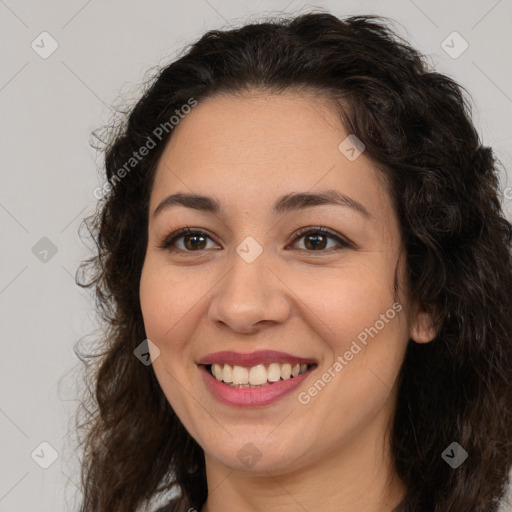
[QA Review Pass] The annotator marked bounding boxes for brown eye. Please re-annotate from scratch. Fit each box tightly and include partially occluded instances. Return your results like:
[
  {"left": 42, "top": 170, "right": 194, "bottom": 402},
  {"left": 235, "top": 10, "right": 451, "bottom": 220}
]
[
  {"left": 304, "top": 233, "right": 328, "bottom": 250},
  {"left": 159, "top": 228, "right": 220, "bottom": 252},
  {"left": 289, "top": 227, "right": 351, "bottom": 252},
  {"left": 182, "top": 233, "right": 207, "bottom": 250}
]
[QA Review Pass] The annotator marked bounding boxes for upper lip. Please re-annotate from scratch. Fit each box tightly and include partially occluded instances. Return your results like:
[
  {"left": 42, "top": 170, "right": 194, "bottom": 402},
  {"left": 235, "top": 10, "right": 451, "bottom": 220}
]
[{"left": 197, "top": 350, "right": 317, "bottom": 367}]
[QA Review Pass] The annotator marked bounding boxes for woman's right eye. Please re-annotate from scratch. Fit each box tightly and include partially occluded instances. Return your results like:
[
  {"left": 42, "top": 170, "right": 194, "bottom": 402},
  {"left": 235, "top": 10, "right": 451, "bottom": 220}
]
[{"left": 158, "top": 227, "right": 220, "bottom": 252}]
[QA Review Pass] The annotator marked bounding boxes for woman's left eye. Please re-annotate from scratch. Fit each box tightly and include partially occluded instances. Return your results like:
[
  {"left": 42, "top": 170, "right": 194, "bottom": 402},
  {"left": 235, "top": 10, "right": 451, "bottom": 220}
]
[
  {"left": 158, "top": 226, "right": 351, "bottom": 253},
  {"left": 289, "top": 227, "right": 351, "bottom": 251}
]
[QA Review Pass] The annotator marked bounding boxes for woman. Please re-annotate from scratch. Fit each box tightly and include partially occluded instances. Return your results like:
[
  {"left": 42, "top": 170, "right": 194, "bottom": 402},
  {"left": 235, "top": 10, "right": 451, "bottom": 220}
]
[{"left": 76, "top": 12, "right": 512, "bottom": 512}]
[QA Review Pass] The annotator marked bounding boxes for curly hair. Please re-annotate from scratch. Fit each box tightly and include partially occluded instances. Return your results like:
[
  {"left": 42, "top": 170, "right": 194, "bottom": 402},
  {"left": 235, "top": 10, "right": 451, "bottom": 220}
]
[{"left": 75, "top": 11, "right": 512, "bottom": 512}]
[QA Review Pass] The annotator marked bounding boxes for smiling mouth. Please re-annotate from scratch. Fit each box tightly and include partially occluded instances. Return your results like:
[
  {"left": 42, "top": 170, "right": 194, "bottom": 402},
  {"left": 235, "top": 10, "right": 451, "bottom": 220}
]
[{"left": 203, "top": 362, "right": 317, "bottom": 388}]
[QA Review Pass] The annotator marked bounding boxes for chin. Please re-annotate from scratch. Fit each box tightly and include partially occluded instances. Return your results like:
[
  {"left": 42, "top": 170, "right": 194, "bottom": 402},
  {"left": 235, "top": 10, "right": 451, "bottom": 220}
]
[{"left": 202, "top": 429, "right": 314, "bottom": 475}]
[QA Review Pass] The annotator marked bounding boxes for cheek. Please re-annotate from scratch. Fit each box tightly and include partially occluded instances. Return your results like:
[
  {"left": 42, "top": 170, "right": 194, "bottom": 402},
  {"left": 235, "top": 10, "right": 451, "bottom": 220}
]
[
  {"left": 294, "top": 270, "right": 407, "bottom": 441},
  {"left": 139, "top": 263, "right": 193, "bottom": 400},
  {"left": 295, "top": 260, "right": 400, "bottom": 346},
  {"left": 139, "top": 262, "right": 199, "bottom": 414},
  {"left": 139, "top": 258, "right": 204, "bottom": 343},
  {"left": 293, "top": 260, "right": 408, "bottom": 402}
]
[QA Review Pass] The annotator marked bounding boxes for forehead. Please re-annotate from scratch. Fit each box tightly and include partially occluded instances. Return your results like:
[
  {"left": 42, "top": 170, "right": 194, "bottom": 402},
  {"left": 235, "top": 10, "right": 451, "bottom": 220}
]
[{"left": 151, "top": 90, "right": 391, "bottom": 220}]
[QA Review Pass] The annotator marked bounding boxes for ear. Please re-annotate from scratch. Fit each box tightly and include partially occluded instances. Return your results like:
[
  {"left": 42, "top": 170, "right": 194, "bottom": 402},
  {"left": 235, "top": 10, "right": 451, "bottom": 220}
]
[{"left": 410, "top": 302, "right": 437, "bottom": 343}]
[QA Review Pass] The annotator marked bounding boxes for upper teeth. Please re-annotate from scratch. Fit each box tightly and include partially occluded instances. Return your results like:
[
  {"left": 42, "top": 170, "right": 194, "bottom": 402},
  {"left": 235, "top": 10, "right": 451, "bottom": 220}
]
[{"left": 210, "top": 363, "right": 309, "bottom": 386}]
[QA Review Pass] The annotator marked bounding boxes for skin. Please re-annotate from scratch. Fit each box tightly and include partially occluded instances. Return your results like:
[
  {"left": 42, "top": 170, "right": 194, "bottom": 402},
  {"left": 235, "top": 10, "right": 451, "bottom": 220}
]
[{"left": 139, "top": 89, "right": 436, "bottom": 512}]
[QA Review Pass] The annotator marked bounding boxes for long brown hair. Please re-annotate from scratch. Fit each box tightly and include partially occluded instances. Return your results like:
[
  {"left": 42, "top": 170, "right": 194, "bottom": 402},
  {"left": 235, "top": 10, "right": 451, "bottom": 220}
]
[{"left": 75, "top": 12, "right": 512, "bottom": 512}]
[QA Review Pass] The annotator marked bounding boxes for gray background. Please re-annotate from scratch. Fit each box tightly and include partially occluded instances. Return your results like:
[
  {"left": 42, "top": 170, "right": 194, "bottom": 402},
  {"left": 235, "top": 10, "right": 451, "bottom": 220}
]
[{"left": 1, "top": 1, "right": 511, "bottom": 511}]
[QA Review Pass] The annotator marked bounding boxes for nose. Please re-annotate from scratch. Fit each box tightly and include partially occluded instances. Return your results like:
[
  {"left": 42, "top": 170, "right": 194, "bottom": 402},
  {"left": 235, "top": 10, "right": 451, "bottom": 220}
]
[{"left": 207, "top": 249, "right": 291, "bottom": 335}]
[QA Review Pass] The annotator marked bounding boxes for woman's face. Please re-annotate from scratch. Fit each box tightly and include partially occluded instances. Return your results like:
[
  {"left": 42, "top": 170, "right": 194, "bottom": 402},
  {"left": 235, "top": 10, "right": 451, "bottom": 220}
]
[{"left": 140, "top": 90, "right": 432, "bottom": 476}]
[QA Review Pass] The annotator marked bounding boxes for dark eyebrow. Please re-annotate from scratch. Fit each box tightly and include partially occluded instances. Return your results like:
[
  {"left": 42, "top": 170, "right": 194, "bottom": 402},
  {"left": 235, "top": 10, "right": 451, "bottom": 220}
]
[
  {"left": 273, "top": 190, "right": 371, "bottom": 218},
  {"left": 152, "top": 190, "right": 371, "bottom": 219}
]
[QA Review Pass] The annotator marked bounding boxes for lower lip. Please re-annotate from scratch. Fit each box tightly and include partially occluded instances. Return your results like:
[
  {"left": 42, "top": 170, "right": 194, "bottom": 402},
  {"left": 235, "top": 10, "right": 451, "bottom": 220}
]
[{"left": 199, "top": 364, "right": 315, "bottom": 407}]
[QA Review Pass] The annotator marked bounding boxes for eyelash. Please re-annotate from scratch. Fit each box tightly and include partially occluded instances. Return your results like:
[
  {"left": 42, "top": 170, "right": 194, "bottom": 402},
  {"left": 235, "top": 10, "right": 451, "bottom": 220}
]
[{"left": 158, "top": 225, "right": 352, "bottom": 254}]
